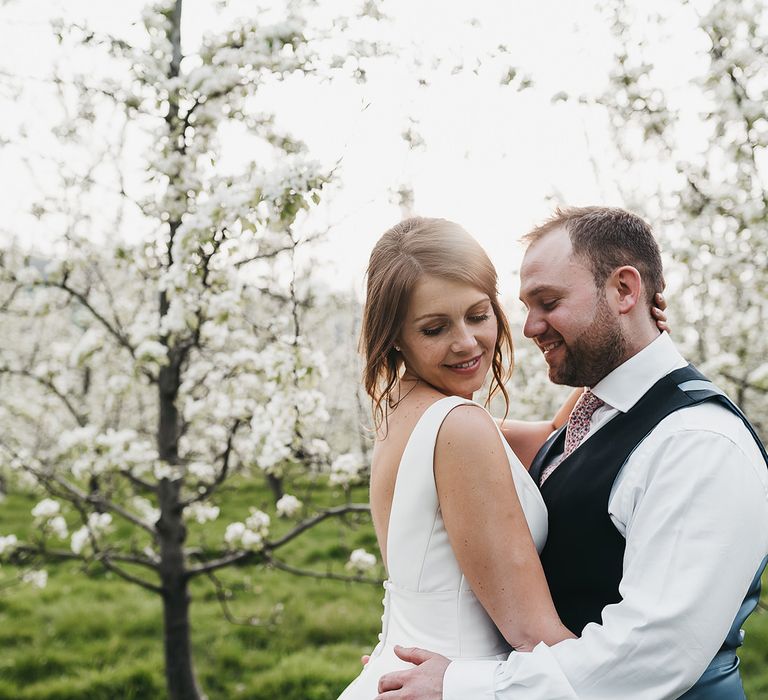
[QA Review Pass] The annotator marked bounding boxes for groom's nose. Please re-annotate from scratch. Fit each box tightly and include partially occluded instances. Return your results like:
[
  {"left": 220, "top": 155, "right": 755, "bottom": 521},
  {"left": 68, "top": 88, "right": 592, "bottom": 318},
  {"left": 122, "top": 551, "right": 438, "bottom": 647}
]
[{"left": 523, "top": 310, "right": 546, "bottom": 338}]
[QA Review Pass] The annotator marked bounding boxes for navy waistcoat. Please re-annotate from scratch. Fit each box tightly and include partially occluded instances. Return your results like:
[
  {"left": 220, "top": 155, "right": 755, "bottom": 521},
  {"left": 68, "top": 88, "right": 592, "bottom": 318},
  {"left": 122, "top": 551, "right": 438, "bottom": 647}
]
[{"left": 528, "top": 364, "right": 767, "bottom": 698}]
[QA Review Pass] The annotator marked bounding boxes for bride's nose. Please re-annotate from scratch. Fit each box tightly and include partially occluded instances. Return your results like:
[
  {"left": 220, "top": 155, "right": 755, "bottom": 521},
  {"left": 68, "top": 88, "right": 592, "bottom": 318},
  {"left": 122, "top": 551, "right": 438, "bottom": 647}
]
[{"left": 450, "top": 324, "right": 478, "bottom": 354}]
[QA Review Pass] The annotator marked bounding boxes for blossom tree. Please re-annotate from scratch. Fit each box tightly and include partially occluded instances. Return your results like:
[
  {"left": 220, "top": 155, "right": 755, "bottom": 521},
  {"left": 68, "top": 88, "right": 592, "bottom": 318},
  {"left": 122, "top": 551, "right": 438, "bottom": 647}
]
[
  {"left": 581, "top": 0, "right": 768, "bottom": 432},
  {"left": 0, "top": 1, "right": 382, "bottom": 697}
]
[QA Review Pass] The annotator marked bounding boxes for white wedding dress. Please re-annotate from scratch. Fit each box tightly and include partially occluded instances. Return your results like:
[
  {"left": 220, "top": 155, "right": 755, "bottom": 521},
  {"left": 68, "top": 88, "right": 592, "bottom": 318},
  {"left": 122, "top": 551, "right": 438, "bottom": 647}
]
[{"left": 338, "top": 396, "right": 548, "bottom": 699}]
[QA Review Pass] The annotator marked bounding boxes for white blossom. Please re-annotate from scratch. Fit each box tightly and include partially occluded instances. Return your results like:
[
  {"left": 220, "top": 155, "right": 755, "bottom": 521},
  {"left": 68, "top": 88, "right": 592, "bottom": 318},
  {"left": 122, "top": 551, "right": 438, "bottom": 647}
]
[
  {"left": 0, "top": 534, "right": 18, "bottom": 556},
  {"left": 245, "top": 508, "right": 270, "bottom": 537},
  {"left": 160, "top": 296, "right": 197, "bottom": 337},
  {"left": 154, "top": 461, "right": 184, "bottom": 481},
  {"left": 31, "top": 498, "right": 61, "bottom": 520},
  {"left": 224, "top": 508, "right": 270, "bottom": 551},
  {"left": 57, "top": 426, "right": 98, "bottom": 454},
  {"left": 276, "top": 494, "right": 302, "bottom": 518},
  {"left": 185, "top": 502, "right": 220, "bottom": 524},
  {"left": 70, "top": 526, "right": 90, "bottom": 555},
  {"left": 749, "top": 363, "right": 768, "bottom": 388},
  {"left": 88, "top": 512, "right": 113, "bottom": 533},
  {"left": 132, "top": 497, "right": 160, "bottom": 525},
  {"left": 135, "top": 340, "right": 169, "bottom": 366},
  {"left": 306, "top": 438, "right": 330, "bottom": 462},
  {"left": 70, "top": 511, "right": 113, "bottom": 556},
  {"left": 330, "top": 452, "right": 365, "bottom": 487},
  {"left": 224, "top": 522, "right": 246, "bottom": 547},
  {"left": 48, "top": 516, "right": 69, "bottom": 540},
  {"left": 22, "top": 569, "right": 48, "bottom": 589},
  {"left": 69, "top": 328, "right": 104, "bottom": 367},
  {"left": 241, "top": 528, "right": 266, "bottom": 550},
  {"left": 43, "top": 258, "right": 66, "bottom": 283},
  {"left": 346, "top": 548, "right": 377, "bottom": 574},
  {"left": 187, "top": 461, "right": 217, "bottom": 483},
  {"left": 256, "top": 439, "right": 291, "bottom": 472},
  {"left": 15, "top": 266, "right": 41, "bottom": 285},
  {"left": 107, "top": 374, "right": 131, "bottom": 393}
]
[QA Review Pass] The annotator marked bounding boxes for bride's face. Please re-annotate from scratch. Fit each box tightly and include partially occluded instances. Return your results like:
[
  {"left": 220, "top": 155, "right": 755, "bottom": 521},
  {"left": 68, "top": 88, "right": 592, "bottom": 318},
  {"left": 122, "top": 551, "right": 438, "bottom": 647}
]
[{"left": 397, "top": 274, "right": 498, "bottom": 399}]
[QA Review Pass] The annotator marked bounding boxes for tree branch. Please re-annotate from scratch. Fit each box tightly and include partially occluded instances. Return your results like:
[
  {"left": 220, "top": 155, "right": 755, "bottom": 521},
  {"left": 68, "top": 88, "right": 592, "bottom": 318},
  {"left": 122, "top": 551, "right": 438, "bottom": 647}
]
[
  {"left": 203, "top": 570, "right": 280, "bottom": 627},
  {"left": 242, "top": 284, "right": 312, "bottom": 308},
  {"left": 185, "top": 549, "right": 261, "bottom": 578},
  {"left": 181, "top": 421, "right": 241, "bottom": 507},
  {"left": 14, "top": 543, "right": 158, "bottom": 571},
  {"left": 0, "top": 284, "right": 22, "bottom": 311},
  {"left": 31, "top": 467, "right": 159, "bottom": 538},
  {"left": 0, "top": 367, "right": 87, "bottom": 426},
  {"left": 97, "top": 554, "right": 163, "bottom": 594},
  {"left": 266, "top": 554, "right": 383, "bottom": 586},
  {"left": 184, "top": 504, "right": 372, "bottom": 579},
  {"left": 267, "top": 504, "right": 371, "bottom": 549},
  {"left": 40, "top": 280, "right": 136, "bottom": 357},
  {"left": 234, "top": 244, "right": 296, "bottom": 268},
  {"left": 119, "top": 468, "right": 159, "bottom": 494},
  {"left": 12, "top": 544, "right": 85, "bottom": 564},
  {"left": 721, "top": 372, "right": 767, "bottom": 395}
]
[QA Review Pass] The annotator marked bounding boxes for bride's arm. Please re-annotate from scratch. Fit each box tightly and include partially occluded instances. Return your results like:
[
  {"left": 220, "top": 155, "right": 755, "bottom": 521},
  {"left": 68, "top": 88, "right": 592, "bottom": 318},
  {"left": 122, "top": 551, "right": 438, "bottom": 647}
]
[
  {"left": 435, "top": 405, "right": 576, "bottom": 650},
  {"left": 499, "top": 388, "right": 582, "bottom": 469}
]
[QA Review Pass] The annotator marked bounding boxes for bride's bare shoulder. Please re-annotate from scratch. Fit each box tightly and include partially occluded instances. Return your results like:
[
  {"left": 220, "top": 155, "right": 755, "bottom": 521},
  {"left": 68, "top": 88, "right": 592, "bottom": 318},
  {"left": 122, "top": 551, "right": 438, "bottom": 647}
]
[
  {"left": 439, "top": 401, "right": 496, "bottom": 436},
  {"left": 375, "top": 384, "right": 451, "bottom": 442},
  {"left": 435, "top": 402, "right": 503, "bottom": 466}
]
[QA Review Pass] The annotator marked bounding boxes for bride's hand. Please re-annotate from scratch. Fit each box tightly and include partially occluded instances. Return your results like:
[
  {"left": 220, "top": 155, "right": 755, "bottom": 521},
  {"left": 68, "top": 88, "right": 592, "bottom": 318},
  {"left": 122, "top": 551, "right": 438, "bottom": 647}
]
[{"left": 652, "top": 292, "right": 670, "bottom": 333}]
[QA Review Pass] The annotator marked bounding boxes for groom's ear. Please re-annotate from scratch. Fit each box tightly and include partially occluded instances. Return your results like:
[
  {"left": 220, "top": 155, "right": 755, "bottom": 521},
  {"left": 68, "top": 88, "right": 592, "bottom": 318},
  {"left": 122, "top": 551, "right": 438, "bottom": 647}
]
[{"left": 609, "top": 266, "right": 642, "bottom": 315}]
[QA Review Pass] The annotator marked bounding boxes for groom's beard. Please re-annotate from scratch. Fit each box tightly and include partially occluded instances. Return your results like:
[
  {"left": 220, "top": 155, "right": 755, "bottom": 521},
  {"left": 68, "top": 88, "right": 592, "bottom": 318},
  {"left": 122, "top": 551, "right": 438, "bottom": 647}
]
[{"left": 550, "top": 295, "right": 627, "bottom": 387}]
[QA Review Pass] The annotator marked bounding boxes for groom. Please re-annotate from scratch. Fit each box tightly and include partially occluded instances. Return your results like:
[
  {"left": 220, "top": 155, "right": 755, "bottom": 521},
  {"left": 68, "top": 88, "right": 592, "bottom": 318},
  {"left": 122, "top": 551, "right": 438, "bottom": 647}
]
[{"left": 375, "top": 207, "right": 768, "bottom": 699}]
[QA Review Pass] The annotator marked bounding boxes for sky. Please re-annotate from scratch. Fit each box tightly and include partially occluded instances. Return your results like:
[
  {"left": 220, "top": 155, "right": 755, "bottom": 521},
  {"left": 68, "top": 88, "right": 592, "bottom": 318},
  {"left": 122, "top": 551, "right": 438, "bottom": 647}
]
[{"left": 0, "top": 0, "right": 704, "bottom": 301}]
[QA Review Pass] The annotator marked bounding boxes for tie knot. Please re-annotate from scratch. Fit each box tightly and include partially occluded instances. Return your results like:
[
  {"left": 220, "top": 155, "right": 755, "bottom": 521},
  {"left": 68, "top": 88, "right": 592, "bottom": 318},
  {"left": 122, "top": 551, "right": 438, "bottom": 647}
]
[
  {"left": 562, "top": 390, "right": 605, "bottom": 458},
  {"left": 572, "top": 390, "right": 604, "bottom": 420},
  {"left": 539, "top": 390, "right": 606, "bottom": 486}
]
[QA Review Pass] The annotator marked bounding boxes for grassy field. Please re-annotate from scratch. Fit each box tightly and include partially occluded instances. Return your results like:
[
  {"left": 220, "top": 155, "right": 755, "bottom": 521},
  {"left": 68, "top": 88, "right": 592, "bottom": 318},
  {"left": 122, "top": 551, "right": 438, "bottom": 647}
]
[{"left": 0, "top": 480, "right": 766, "bottom": 699}]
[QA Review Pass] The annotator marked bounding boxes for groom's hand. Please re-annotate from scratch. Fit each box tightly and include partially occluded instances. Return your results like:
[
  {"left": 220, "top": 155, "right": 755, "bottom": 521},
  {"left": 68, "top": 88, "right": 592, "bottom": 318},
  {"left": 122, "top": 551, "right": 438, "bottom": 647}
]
[{"left": 375, "top": 645, "right": 450, "bottom": 700}]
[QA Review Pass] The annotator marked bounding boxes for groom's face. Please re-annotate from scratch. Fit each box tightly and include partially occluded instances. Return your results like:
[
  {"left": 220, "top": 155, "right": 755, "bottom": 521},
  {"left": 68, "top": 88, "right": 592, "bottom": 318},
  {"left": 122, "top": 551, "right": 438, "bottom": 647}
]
[{"left": 519, "top": 227, "right": 626, "bottom": 387}]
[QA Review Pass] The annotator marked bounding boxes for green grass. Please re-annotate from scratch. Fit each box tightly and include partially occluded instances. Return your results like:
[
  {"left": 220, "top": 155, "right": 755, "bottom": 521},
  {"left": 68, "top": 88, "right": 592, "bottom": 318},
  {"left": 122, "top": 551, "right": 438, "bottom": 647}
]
[
  {"left": 0, "top": 481, "right": 382, "bottom": 699},
  {"left": 0, "top": 481, "right": 767, "bottom": 698}
]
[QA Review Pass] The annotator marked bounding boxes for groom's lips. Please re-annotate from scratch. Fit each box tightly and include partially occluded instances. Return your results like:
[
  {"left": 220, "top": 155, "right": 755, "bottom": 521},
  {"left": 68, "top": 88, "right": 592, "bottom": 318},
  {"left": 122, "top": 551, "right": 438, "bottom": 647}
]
[{"left": 538, "top": 339, "right": 563, "bottom": 359}]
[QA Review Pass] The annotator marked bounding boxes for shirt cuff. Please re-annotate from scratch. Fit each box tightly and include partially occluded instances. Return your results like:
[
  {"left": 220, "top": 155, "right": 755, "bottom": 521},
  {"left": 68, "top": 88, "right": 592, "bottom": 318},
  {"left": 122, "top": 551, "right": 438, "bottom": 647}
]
[{"left": 443, "top": 659, "right": 499, "bottom": 700}]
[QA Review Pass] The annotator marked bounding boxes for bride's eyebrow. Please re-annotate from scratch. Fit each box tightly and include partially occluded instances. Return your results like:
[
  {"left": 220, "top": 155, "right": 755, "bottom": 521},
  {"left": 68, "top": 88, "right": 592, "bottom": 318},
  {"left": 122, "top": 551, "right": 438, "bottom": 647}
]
[
  {"left": 412, "top": 298, "right": 491, "bottom": 323},
  {"left": 467, "top": 299, "right": 492, "bottom": 312},
  {"left": 413, "top": 312, "right": 447, "bottom": 323}
]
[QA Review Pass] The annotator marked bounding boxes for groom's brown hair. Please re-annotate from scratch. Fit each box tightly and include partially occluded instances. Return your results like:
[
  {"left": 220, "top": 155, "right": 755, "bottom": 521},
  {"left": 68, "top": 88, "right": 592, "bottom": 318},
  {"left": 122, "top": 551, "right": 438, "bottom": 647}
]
[{"left": 522, "top": 206, "right": 665, "bottom": 304}]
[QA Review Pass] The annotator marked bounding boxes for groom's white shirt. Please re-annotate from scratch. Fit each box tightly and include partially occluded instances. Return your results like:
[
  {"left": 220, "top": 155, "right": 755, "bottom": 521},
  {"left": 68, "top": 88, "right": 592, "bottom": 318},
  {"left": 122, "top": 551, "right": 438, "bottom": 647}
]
[{"left": 444, "top": 332, "right": 768, "bottom": 700}]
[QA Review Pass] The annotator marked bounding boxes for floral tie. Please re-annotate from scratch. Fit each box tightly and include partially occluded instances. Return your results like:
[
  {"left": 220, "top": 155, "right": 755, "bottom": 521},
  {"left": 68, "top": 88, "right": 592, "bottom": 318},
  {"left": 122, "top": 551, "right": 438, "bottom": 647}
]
[{"left": 540, "top": 390, "right": 605, "bottom": 486}]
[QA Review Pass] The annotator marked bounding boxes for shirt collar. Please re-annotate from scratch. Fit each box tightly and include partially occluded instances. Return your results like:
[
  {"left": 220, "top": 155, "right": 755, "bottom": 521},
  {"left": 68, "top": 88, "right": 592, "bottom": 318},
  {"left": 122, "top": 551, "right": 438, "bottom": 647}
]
[{"left": 590, "top": 332, "right": 687, "bottom": 413}]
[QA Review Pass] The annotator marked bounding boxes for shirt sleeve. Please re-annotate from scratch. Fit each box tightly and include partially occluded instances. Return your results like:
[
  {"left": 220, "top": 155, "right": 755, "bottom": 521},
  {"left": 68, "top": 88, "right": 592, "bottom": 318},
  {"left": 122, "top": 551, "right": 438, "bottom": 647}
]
[
  {"left": 444, "top": 646, "right": 578, "bottom": 700},
  {"left": 443, "top": 428, "right": 768, "bottom": 700}
]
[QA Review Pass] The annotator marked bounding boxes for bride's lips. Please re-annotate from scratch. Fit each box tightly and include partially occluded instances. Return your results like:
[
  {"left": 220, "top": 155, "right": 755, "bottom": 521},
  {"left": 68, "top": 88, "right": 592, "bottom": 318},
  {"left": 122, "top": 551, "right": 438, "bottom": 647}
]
[{"left": 444, "top": 354, "right": 483, "bottom": 374}]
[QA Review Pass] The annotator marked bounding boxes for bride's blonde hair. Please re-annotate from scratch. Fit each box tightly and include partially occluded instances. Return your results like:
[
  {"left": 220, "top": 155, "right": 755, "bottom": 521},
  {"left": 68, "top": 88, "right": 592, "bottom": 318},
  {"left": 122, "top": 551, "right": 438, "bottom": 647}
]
[{"left": 359, "top": 217, "right": 514, "bottom": 430}]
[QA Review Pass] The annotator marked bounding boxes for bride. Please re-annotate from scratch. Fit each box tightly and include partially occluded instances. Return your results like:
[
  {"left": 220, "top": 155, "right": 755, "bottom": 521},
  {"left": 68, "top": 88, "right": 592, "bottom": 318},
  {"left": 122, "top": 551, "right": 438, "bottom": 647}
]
[{"left": 338, "top": 217, "right": 665, "bottom": 699}]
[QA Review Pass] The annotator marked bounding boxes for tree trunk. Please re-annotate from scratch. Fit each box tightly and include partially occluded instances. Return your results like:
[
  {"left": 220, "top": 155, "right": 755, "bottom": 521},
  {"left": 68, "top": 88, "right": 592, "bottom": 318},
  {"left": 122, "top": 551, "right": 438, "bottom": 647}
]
[
  {"left": 266, "top": 472, "right": 284, "bottom": 503},
  {"left": 155, "top": 3, "right": 205, "bottom": 697},
  {"left": 158, "top": 480, "right": 205, "bottom": 700},
  {"left": 157, "top": 359, "right": 203, "bottom": 699},
  {"left": 161, "top": 578, "right": 204, "bottom": 699}
]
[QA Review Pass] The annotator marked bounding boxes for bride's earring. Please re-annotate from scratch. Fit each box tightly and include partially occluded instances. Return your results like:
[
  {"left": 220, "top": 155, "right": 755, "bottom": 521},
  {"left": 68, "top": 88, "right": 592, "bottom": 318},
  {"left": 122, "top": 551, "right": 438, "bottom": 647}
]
[{"left": 394, "top": 345, "right": 401, "bottom": 352}]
